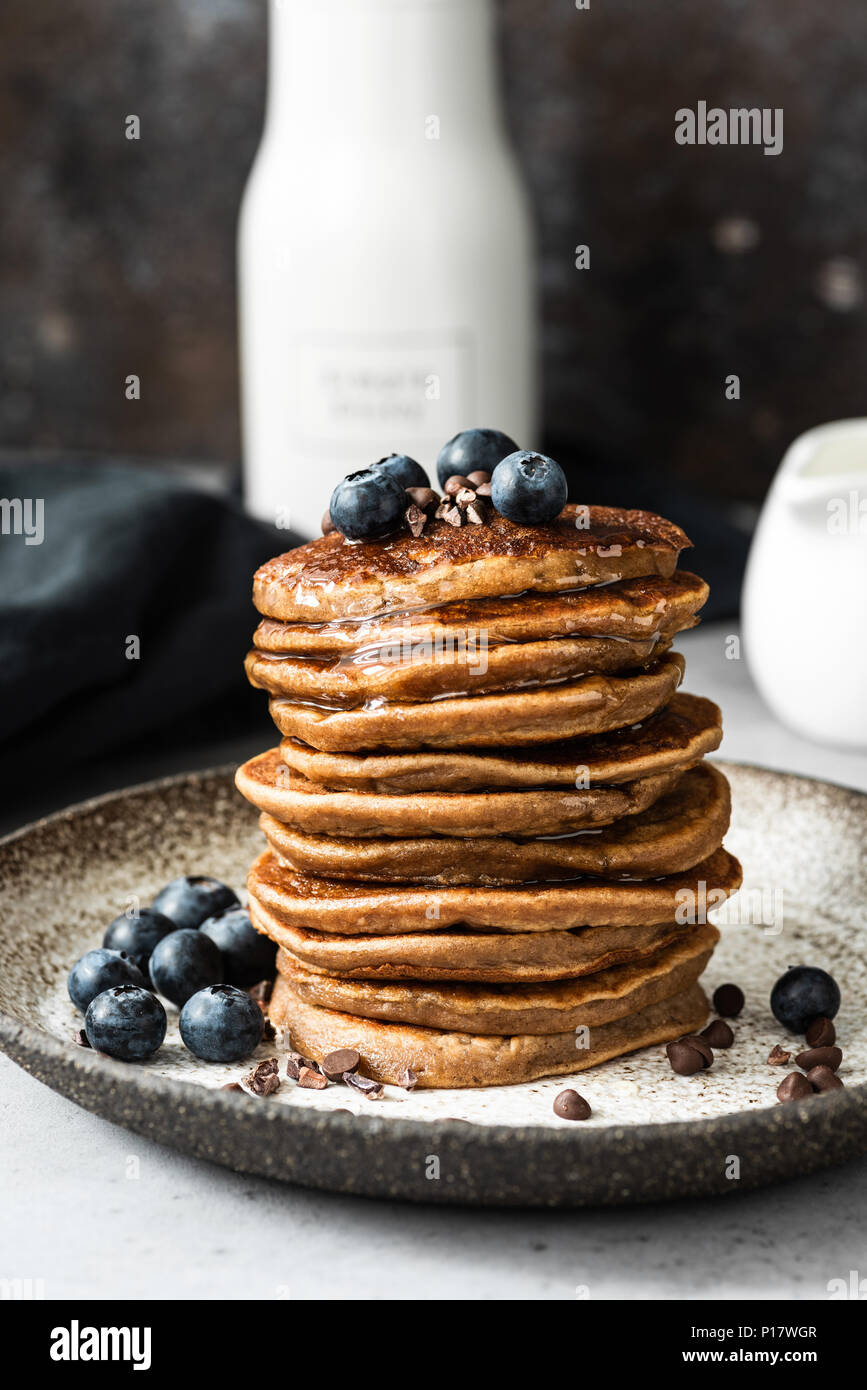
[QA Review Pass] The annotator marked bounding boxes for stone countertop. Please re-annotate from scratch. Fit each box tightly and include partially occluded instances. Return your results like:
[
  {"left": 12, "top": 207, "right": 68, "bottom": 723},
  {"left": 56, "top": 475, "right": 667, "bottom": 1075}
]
[{"left": 2, "top": 623, "right": 866, "bottom": 1301}]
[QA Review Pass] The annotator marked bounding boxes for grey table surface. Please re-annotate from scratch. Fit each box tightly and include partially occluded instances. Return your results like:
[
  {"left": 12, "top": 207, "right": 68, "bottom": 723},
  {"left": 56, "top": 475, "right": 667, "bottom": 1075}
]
[{"left": 2, "top": 624, "right": 867, "bottom": 1301}]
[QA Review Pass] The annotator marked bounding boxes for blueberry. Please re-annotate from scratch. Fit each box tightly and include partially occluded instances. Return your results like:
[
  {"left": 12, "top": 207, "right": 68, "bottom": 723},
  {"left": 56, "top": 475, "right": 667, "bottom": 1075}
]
[
  {"left": 68, "top": 948, "right": 147, "bottom": 1013},
  {"left": 436, "top": 428, "right": 520, "bottom": 490},
  {"left": 770, "top": 966, "right": 841, "bottom": 1034},
  {"left": 329, "top": 469, "right": 407, "bottom": 540},
  {"left": 179, "top": 984, "right": 264, "bottom": 1062},
  {"left": 200, "top": 907, "right": 277, "bottom": 988},
  {"left": 370, "top": 453, "right": 429, "bottom": 490},
  {"left": 149, "top": 929, "right": 223, "bottom": 1007},
  {"left": 85, "top": 985, "right": 167, "bottom": 1061},
  {"left": 490, "top": 450, "right": 568, "bottom": 525},
  {"left": 103, "top": 908, "right": 176, "bottom": 973},
  {"left": 151, "top": 875, "right": 239, "bottom": 931}
]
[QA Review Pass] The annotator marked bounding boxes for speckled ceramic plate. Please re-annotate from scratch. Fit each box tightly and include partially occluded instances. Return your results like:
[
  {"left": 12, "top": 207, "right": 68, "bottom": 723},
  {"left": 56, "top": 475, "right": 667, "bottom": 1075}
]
[{"left": 1, "top": 761, "right": 865, "bottom": 1206}]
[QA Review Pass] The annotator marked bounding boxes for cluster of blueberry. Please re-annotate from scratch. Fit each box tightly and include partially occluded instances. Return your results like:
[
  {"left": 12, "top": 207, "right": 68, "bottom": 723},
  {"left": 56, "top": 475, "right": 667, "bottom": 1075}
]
[
  {"left": 67, "top": 876, "right": 276, "bottom": 1065},
  {"left": 326, "top": 427, "right": 569, "bottom": 540}
]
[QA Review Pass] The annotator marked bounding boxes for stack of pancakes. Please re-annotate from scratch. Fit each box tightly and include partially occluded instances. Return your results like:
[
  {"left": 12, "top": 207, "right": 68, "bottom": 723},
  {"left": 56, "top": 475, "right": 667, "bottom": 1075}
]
[{"left": 236, "top": 505, "right": 742, "bottom": 1087}]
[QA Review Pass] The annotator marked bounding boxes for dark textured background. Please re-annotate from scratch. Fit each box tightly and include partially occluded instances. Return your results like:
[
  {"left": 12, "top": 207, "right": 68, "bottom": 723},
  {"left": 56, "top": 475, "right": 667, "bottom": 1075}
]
[{"left": 1, "top": 0, "right": 865, "bottom": 501}]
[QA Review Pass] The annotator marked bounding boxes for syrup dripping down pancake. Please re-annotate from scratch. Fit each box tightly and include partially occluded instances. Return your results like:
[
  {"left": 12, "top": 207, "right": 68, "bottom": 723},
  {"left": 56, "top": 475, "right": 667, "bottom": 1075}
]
[{"left": 267, "top": 653, "right": 686, "bottom": 751}]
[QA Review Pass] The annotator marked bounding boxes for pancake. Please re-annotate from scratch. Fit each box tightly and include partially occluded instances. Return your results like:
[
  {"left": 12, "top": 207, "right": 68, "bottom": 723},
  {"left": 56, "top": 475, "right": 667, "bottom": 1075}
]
[
  {"left": 236, "top": 747, "right": 686, "bottom": 837},
  {"left": 246, "top": 845, "right": 743, "bottom": 935},
  {"left": 253, "top": 572, "right": 709, "bottom": 655},
  {"left": 260, "top": 763, "right": 730, "bottom": 884},
  {"left": 276, "top": 924, "right": 718, "bottom": 1035},
  {"left": 253, "top": 505, "right": 691, "bottom": 622},
  {"left": 268, "top": 653, "right": 685, "bottom": 751},
  {"left": 245, "top": 631, "right": 674, "bottom": 706},
  {"left": 278, "top": 692, "right": 722, "bottom": 792},
  {"left": 248, "top": 898, "right": 692, "bottom": 983},
  {"left": 269, "top": 976, "right": 710, "bottom": 1086}
]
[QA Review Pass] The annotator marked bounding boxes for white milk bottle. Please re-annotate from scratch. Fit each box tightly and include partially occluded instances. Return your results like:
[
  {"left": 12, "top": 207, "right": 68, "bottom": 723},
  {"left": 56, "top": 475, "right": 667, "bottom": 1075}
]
[{"left": 239, "top": 0, "right": 537, "bottom": 535}]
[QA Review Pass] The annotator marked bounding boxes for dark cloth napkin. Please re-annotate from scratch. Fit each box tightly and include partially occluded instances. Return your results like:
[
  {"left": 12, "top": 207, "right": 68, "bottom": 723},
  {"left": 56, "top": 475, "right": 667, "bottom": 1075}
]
[
  {"left": 0, "top": 460, "right": 291, "bottom": 791},
  {"left": 0, "top": 458, "right": 747, "bottom": 795}
]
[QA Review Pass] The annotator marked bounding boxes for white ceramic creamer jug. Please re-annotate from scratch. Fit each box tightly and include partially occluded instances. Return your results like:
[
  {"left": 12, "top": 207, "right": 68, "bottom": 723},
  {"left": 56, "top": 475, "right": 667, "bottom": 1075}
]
[{"left": 743, "top": 419, "right": 867, "bottom": 747}]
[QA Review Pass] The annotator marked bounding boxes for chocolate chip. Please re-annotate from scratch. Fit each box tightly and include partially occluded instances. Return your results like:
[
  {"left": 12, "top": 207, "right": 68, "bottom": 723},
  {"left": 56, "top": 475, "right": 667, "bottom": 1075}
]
[
  {"left": 777, "top": 1071, "right": 813, "bottom": 1103},
  {"left": 441, "top": 504, "right": 464, "bottom": 527},
  {"left": 444, "top": 474, "right": 472, "bottom": 497},
  {"left": 712, "top": 983, "right": 744, "bottom": 1017},
  {"left": 249, "top": 979, "right": 274, "bottom": 1004},
  {"left": 261, "top": 1017, "right": 276, "bottom": 1042},
  {"left": 321, "top": 509, "right": 335, "bottom": 535},
  {"left": 807, "top": 1065, "right": 844, "bottom": 1093},
  {"left": 553, "top": 1089, "right": 591, "bottom": 1120},
  {"left": 466, "top": 470, "right": 491, "bottom": 487},
  {"left": 221, "top": 1081, "right": 242, "bottom": 1092},
  {"left": 767, "top": 1044, "right": 791, "bottom": 1066},
  {"left": 321, "top": 1048, "right": 360, "bottom": 1082},
  {"left": 286, "top": 1051, "right": 321, "bottom": 1080},
  {"left": 243, "top": 1058, "right": 281, "bottom": 1097},
  {"left": 405, "top": 503, "right": 428, "bottom": 537},
  {"left": 700, "top": 1019, "right": 734, "bottom": 1049},
  {"left": 298, "top": 1066, "right": 328, "bottom": 1090},
  {"left": 681, "top": 1034, "right": 714, "bottom": 1068},
  {"left": 795, "top": 1045, "right": 842, "bottom": 1073},
  {"left": 454, "top": 487, "right": 477, "bottom": 506},
  {"left": 475, "top": 481, "right": 492, "bottom": 498},
  {"left": 406, "top": 486, "right": 439, "bottom": 512},
  {"left": 343, "top": 1073, "right": 384, "bottom": 1099},
  {"left": 73, "top": 1028, "right": 91, "bottom": 1048},
  {"left": 666, "top": 1034, "right": 713, "bottom": 1074},
  {"left": 466, "top": 500, "right": 490, "bottom": 525},
  {"left": 397, "top": 1067, "right": 418, "bottom": 1091},
  {"left": 805, "top": 1016, "right": 836, "bottom": 1048},
  {"left": 666, "top": 1039, "right": 705, "bottom": 1075}
]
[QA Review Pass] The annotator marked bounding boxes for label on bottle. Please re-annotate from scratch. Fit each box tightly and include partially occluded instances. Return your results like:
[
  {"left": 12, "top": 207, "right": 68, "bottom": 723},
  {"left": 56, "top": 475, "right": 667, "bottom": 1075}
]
[{"left": 291, "top": 331, "right": 474, "bottom": 457}]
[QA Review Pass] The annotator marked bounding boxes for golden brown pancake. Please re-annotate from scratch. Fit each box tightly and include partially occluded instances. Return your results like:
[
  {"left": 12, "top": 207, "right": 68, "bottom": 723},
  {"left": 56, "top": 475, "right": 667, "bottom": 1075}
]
[
  {"left": 269, "top": 976, "right": 710, "bottom": 1086},
  {"left": 245, "top": 632, "right": 673, "bottom": 706},
  {"left": 268, "top": 653, "right": 685, "bottom": 751},
  {"left": 253, "top": 506, "right": 691, "bottom": 622},
  {"left": 260, "top": 764, "right": 730, "bottom": 884},
  {"left": 278, "top": 692, "right": 722, "bottom": 792},
  {"left": 253, "top": 572, "right": 708, "bottom": 654},
  {"left": 246, "top": 845, "right": 743, "bottom": 935},
  {"left": 276, "top": 925, "right": 718, "bottom": 1035},
  {"left": 248, "top": 897, "right": 692, "bottom": 983},
  {"left": 236, "top": 747, "right": 685, "bottom": 837}
]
